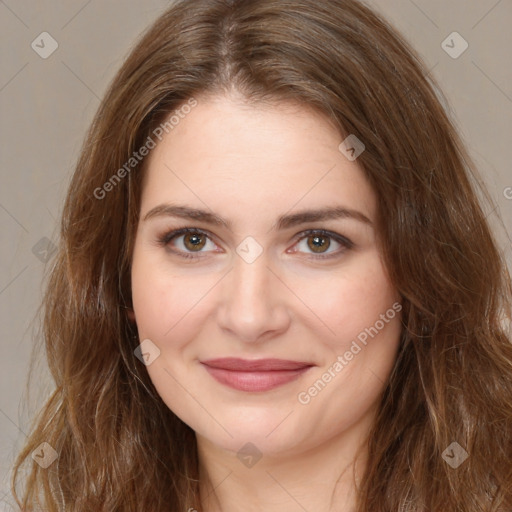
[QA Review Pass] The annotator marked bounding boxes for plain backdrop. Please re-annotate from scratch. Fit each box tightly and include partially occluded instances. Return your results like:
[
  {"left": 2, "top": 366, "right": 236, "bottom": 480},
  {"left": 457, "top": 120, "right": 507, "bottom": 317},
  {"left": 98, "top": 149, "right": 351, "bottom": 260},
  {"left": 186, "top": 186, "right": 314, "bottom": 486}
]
[{"left": 1, "top": 0, "right": 511, "bottom": 508}]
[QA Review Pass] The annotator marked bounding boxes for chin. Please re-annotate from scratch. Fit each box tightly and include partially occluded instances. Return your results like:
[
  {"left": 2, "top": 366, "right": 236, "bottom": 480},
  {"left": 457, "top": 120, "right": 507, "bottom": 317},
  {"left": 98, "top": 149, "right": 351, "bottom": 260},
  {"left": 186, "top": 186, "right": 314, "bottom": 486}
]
[
  {"left": 200, "top": 427, "right": 302, "bottom": 459},
  {"left": 190, "top": 407, "right": 296, "bottom": 450}
]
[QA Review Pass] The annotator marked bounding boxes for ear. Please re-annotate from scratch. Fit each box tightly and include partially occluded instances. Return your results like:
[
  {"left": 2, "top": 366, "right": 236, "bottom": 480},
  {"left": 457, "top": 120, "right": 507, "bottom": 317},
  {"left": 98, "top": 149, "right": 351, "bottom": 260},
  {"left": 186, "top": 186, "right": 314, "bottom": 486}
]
[{"left": 127, "top": 308, "right": 136, "bottom": 323}]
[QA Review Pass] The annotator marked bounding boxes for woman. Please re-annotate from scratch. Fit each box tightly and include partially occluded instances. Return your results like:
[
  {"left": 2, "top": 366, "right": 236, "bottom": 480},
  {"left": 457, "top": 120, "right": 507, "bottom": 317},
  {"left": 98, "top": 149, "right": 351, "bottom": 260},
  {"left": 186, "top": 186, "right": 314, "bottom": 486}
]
[{"left": 11, "top": 0, "right": 512, "bottom": 510}]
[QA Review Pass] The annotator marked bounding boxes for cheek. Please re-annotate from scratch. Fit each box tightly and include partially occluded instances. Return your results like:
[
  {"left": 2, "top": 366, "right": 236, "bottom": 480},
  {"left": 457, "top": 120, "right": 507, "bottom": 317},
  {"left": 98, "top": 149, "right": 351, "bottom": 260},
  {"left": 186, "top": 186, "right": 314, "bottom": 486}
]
[
  {"left": 130, "top": 245, "right": 206, "bottom": 340},
  {"left": 292, "top": 251, "right": 401, "bottom": 354},
  {"left": 131, "top": 267, "right": 170, "bottom": 338},
  {"left": 292, "top": 255, "right": 401, "bottom": 434}
]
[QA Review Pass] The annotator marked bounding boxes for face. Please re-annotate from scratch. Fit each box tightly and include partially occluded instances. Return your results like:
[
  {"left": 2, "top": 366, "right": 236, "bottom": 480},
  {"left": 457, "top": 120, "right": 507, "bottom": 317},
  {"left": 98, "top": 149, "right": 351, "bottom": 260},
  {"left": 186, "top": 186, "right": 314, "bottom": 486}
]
[{"left": 130, "top": 92, "right": 402, "bottom": 458}]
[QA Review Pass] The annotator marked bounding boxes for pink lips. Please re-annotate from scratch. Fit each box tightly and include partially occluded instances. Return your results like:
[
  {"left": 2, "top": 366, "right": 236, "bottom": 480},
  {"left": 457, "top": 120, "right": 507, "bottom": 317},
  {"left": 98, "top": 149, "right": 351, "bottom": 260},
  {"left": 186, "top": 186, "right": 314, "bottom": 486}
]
[{"left": 200, "top": 357, "right": 314, "bottom": 392}]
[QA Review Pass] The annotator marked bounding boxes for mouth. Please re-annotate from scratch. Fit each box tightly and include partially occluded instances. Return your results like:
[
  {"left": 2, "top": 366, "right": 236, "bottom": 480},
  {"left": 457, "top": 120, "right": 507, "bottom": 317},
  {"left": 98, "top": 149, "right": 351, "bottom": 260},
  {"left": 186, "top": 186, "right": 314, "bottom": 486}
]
[{"left": 200, "top": 357, "right": 314, "bottom": 392}]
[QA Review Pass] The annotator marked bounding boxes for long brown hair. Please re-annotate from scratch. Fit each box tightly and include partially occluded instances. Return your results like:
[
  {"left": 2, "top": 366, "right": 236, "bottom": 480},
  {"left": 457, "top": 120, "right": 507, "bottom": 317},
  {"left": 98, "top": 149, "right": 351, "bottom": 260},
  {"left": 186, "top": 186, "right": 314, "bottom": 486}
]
[{"left": 11, "top": 0, "right": 512, "bottom": 510}]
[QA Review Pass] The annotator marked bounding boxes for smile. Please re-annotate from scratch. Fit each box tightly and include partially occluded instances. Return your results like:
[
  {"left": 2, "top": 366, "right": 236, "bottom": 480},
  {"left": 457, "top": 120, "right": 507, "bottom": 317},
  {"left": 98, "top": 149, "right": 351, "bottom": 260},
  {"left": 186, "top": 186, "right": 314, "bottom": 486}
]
[{"left": 200, "top": 358, "right": 314, "bottom": 392}]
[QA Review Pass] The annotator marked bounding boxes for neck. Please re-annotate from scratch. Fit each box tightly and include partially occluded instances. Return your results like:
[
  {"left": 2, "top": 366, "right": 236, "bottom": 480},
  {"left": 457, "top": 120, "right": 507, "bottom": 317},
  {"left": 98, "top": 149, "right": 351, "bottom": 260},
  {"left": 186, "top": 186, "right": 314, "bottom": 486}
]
[{"left": 195, "top": 409, "right": 374, "bottom": 512}]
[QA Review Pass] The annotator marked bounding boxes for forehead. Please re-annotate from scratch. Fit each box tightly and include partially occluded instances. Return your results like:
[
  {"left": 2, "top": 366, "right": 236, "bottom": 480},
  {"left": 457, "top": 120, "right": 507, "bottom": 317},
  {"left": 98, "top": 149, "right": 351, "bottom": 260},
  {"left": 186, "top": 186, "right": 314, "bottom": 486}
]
[{"left": 140, "top": 94, "right": 376, "bottom": 226}]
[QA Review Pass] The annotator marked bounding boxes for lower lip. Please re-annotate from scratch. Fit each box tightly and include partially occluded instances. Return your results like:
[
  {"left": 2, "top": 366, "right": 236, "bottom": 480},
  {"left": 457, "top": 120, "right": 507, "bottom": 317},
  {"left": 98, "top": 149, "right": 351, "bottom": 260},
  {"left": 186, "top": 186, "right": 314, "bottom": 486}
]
[{"left": 202, "top": 365, "right": 312, "bottom": 392}]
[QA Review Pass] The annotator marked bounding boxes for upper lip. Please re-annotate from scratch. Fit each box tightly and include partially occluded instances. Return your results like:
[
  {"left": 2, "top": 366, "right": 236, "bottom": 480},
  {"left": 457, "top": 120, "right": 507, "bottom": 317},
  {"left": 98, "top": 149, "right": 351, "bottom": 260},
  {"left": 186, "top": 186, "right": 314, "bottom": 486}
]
[{"left": 201, "top": 358, "right": 313, "bottom": 371}]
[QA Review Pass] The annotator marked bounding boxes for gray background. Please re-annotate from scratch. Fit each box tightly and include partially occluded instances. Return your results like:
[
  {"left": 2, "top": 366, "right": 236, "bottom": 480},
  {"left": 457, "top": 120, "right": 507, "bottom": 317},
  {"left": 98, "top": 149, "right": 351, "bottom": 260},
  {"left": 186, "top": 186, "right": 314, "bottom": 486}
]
[{"left": 1, "top": 0, "right": 511, "bottom": 508}]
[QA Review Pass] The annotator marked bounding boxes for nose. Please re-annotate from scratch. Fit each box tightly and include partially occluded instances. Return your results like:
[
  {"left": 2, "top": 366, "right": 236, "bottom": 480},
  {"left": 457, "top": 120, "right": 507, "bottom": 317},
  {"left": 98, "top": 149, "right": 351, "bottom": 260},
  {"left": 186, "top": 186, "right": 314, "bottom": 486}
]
[{"left": 216, "top": 252, "right": 291, "bottom": 343}]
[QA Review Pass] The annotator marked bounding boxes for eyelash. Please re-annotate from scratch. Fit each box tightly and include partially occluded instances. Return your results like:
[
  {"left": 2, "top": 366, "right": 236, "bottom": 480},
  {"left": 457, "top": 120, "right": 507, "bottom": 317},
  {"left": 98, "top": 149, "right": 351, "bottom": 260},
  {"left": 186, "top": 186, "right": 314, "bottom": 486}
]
[{"left": 156, "top": 227, "right": 354, "bottom": 261}]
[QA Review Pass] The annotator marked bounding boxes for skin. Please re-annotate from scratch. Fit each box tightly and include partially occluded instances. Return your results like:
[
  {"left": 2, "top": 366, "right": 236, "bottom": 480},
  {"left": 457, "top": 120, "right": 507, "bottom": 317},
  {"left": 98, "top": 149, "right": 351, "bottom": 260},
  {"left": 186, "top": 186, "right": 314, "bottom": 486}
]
[{"left": 130, "top": 91, "right": 403, "bottom": 512}]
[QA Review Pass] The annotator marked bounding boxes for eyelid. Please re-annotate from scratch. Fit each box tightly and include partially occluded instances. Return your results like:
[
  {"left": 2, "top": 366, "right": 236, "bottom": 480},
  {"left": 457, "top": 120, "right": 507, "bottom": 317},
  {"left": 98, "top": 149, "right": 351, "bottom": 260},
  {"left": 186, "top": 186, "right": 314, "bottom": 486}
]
[
  {"left": 157, "top": 226, "right": 354, "bottom": 259},
  {"left": 290, "top": 228, "right": 354, "bottom": 251},
  {"left": 158, "top": 227, "right": 218, "bottom": 247}
]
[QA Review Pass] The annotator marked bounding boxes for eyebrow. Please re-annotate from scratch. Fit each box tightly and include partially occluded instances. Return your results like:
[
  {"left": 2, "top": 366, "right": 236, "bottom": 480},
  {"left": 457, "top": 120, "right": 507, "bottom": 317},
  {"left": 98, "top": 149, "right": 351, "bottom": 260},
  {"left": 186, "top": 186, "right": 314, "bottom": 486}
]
[{"left": 142, "top": 204, "right": 372, "bottom": 230}]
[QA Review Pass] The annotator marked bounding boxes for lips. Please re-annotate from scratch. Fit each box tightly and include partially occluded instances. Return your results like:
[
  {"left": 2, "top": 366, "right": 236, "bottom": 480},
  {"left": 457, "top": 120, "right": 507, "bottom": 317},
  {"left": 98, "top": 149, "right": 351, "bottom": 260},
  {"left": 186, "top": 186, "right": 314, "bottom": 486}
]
[
  {"left": 200, "top": 357, "right": 314, "bottom": 392},
  {"left": 202, "top": 357, "right": 312, "bottom": 371}
]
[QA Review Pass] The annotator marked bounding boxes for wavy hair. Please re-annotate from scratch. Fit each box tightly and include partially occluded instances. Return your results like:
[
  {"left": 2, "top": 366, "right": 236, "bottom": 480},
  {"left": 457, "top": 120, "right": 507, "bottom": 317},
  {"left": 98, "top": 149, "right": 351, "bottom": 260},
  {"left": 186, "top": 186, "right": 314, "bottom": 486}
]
[{"left": 11, "top": 0, "right": 512, "bottom": 510}]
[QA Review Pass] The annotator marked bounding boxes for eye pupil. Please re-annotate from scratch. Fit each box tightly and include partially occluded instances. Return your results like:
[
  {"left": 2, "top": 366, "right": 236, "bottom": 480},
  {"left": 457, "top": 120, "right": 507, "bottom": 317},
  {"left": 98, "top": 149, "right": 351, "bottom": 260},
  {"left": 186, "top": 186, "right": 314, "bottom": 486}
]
[
  {"left": 184, "top": 232, "right": 206, "bottom": 251},
  {"left": 308, "top": 235, "right": 330, "bottom": 253}
]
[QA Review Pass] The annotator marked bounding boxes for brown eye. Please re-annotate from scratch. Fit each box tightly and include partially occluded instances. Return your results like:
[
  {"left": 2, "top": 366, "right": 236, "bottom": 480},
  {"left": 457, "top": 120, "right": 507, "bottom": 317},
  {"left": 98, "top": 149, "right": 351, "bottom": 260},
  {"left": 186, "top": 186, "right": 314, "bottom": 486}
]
[
  {"left": 157, "top": 228, "right": 216, "bottom": 259},
  {"left": 306, "top": 234, "right": 331, "bottom": 253},
  {"left": 158, "top": 227, "right": 353, "bottom": 261},
  {"left": 291, "top": 229, "right": 353, "bottom": 259},
  {"left": 182, "top": 232, "right": 207, "bottom": 251}
]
